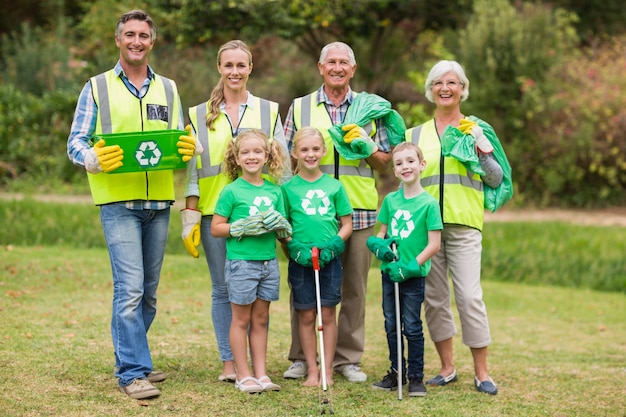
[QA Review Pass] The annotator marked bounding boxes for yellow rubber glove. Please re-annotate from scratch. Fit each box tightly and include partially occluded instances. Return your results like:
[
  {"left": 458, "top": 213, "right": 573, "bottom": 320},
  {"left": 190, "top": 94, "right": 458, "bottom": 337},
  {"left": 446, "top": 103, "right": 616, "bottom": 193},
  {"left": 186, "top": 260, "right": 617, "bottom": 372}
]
[
  {"left": 457, "top": 118, "right": 477, "bottom": 135},
  {"left": 177, "top": 125, "right": 197, "bottom": 162},
  {"left": 342, "top": 123, "right": 369, "bottom": 144},
  {"left": 181, "top": 208, "right": 202, "bottom": 258},
  {"left": 85, "top": 139, "right": 124, "bottom": 173}
]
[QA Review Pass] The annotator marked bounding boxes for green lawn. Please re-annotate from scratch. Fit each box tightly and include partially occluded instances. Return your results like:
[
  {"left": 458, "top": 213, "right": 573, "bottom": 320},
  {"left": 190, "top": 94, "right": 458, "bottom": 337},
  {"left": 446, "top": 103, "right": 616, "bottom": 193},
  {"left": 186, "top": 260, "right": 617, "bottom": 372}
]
[{"left": 0, "top": 245, "right": 624, "bottom": 416}]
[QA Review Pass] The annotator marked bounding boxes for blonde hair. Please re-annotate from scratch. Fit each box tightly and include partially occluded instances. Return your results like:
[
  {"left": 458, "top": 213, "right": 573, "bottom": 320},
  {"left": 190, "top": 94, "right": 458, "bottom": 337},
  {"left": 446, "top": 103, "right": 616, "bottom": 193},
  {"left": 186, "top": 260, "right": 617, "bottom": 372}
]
[
  {"left": 291, "top": 127, "right": 326, "bottom": 175},
  {"left": 392, "top": 141, "right": 424, "bottom": 162},
  {"left": 222, "top": 129, "right": 286, "bottom": 181},
  {"left": 206, "top": 40, "right": 253, "bottom": 130}
]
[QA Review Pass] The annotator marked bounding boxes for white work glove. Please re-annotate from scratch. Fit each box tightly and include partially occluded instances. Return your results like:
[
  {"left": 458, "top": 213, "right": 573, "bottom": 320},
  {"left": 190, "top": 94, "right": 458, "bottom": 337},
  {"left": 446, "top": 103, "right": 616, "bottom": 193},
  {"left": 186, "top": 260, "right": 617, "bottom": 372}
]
[
  {"left": 471, "top": 125, "right": 493, "bottom": 154},
  {"left": 181, "top": 208, "right": 202, "bottom": 258},
  {"left": 84, "top": 139, "right": 124, "bottom": 174}
]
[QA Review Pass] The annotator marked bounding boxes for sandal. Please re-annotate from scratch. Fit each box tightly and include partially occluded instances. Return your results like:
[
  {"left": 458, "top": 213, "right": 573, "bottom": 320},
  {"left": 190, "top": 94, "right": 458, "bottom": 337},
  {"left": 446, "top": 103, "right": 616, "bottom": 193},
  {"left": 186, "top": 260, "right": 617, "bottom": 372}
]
[
  {"left": 257, "top": 375, "right": 281, "bottom": 392},
  {"left": 235, "top": 376, "right": 263, "bottom": 394},
  {"left": 218, "top": 373, "right": 236, "bottom": 383}
]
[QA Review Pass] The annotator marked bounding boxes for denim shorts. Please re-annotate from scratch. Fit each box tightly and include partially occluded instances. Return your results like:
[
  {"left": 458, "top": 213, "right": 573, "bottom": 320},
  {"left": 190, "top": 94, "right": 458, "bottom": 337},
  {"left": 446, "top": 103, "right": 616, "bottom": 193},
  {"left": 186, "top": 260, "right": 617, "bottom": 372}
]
[
  {"left": 288, "top": 257, "right": 342, "bottom": 310},
  {"left": 225, "top": 258, "right": 280, "bottom": 305}
]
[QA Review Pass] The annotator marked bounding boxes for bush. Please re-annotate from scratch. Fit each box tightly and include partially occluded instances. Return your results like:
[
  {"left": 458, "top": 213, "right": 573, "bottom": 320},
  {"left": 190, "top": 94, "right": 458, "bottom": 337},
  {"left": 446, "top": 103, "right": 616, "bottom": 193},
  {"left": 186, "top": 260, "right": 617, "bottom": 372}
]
[
  {"left": 0, "top": 84, "right": 81, "bottom": 187},
  {"left": 520, "top": 37, "right": 626, "bottom": 206}
]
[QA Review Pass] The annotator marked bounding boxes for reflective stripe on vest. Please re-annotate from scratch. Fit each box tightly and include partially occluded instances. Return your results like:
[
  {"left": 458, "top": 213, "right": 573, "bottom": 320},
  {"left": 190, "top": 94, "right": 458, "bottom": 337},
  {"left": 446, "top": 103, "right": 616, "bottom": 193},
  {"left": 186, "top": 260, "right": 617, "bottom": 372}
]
[
  {"left": 87, "top": 70, "right": 179, "bottom": 204},
  {"left": 406, "top": 121, "right": 484, "bottom": 230},
  {"left": 189, "top": 97, "right": 278, "bottom": 214},
  {"left": 294, "top": 92, "right": 377, "bottom": 210}
]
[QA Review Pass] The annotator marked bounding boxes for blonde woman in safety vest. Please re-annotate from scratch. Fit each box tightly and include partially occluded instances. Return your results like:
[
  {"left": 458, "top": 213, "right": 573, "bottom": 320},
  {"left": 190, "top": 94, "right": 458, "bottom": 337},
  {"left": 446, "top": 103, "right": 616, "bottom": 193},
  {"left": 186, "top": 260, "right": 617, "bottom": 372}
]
[
  {"left": 282, "top": 41, "right": 392, "bottom": 383},
  {"left": 67, "top": 10, "right": 195, "bottom": 400},
  {"left": 405, "top": 60, "right": 505, "bottom": 395},
  {"left": 180, "top": 40, "right": 290, "bottom": 383}
]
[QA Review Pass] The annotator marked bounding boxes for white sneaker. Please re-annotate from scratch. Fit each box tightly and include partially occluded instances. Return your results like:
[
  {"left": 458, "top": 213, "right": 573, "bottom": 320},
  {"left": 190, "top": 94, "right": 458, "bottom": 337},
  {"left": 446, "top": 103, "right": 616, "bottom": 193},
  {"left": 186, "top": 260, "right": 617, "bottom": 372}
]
[
  {"left": 340, "top": 364, "right": 367, "bottom": 382},
  {"left": 283, "top": 360, "right": 307, "bottom": 379}
]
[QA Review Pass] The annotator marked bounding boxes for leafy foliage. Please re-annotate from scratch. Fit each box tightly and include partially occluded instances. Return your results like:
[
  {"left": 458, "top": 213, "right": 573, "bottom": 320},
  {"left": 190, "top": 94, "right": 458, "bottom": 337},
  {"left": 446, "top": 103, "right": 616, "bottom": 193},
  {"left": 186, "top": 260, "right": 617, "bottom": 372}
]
[
  {"left": 0, "top": 84, "right": 80, "bottom": 186},
  {"left": 175, "top": 0, "right": 470, "bottom": 95}
]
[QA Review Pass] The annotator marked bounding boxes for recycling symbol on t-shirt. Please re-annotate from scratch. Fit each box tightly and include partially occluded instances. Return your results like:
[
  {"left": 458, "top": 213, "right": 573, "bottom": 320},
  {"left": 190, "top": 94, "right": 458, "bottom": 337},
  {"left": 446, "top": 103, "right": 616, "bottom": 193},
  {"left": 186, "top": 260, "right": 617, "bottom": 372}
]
[
  {"left": 135, "top": 141, "right": 162, "bottom": 167},
  {"left": 249, "top": 196, "right": 274, "bottom": 215},
  {"left": 301, "top": 189, "right": 330, "bottom": 216},
  {"left": 390, "top": 209, "right": 415, "bottom": 239}
]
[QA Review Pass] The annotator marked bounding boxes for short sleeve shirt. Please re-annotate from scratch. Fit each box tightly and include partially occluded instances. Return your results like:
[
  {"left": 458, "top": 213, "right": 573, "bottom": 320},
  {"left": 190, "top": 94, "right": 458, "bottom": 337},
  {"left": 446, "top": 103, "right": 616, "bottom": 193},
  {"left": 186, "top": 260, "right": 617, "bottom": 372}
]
[
  {"left": 214, "top": 177, "right": 286, "bottom": 260},
  {"left": 281, "top": 174, "right": 353, "bottom": 243},
  {"left": 378, "top": 190, "right": 443, "bottom": 276}
]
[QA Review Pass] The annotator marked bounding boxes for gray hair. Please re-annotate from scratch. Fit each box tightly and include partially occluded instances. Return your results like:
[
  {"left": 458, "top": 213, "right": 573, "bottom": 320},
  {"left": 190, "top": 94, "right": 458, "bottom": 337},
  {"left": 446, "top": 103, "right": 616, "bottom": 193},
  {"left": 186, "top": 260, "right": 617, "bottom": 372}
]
[
  {"left": 424, "top": 60, "right": 470, "bottom": 103},
  {"left": 116, "top": 10, "right": 156, "bottom": 42},
  {"left": 319, "top": 42, "right": 356, "bottom": 66}
]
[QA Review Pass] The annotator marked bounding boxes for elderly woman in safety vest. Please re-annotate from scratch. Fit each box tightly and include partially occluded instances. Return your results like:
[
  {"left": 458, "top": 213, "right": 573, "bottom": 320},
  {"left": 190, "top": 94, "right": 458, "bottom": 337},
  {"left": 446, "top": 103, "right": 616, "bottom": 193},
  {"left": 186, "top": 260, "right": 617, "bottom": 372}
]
[{"left": 405, "top": 60, "right": 510, "bottom": 396}]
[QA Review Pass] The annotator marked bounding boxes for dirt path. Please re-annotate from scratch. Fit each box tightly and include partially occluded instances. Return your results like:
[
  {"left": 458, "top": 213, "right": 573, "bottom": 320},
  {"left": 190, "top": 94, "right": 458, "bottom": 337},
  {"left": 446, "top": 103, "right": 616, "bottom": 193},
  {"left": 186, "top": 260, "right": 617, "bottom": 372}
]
[{"left": 2, "top": 192, "right": 625, "bottom": 227}]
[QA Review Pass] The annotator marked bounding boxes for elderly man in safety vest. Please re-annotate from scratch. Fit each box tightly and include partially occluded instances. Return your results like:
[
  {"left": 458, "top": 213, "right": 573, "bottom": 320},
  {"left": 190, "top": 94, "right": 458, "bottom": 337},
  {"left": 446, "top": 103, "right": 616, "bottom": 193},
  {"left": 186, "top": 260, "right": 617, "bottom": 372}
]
[
  {"left": 282, "top": 41, "right": 392, "bottom": 383},
  {"left": 67, "top": 10, "right": 197, "bottom": 400}
]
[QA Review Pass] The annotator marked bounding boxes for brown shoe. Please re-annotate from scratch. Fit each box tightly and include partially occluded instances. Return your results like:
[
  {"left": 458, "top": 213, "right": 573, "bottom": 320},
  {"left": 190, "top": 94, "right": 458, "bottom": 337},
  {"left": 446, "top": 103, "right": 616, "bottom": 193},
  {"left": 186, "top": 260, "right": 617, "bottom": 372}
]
[
  {"left": 120, "top": 378, "right": 161, "bottom": 399},
  {"left": 147, "top": 371, "right": 167, "bottom": 383}
]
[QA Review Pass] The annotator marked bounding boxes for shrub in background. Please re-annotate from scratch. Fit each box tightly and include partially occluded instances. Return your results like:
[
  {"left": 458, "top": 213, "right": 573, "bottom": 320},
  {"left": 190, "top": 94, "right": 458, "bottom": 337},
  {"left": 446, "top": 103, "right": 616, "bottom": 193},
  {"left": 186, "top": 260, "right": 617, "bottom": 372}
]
[{"left": 520, "top": 36, "right": 626, "bottom": 206}]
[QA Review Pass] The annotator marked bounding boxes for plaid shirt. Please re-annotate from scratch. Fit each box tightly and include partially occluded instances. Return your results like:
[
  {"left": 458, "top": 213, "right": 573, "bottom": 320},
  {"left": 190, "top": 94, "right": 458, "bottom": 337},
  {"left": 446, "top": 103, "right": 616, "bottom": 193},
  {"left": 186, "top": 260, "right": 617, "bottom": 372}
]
[
  {"left": 67, "top": 61, "right": 184, "bottom": 210},
  {"left": 284, "top": 86, "right": 390, "bottom": 230}
]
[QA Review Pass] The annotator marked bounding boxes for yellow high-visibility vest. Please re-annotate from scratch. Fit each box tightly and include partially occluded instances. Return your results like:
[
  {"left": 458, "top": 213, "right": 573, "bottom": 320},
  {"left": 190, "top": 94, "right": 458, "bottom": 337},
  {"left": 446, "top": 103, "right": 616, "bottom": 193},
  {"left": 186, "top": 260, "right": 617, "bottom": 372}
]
[
  {"left": 406, "top": 120, "right": 484, "bottom": 230},
  {"left": 189, "top": 97, "right": 279, "bottom": 215},
  {"left": 87, "top": 70, "right": 181, "bottom": 205},
  {"left": 293, "top": 92, "right": 377, "bottom": 210}
]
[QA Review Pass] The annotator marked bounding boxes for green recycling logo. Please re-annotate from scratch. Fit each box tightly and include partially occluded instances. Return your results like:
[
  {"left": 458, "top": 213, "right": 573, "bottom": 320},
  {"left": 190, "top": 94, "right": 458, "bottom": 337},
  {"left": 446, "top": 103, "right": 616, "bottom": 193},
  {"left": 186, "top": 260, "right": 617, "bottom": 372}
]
[
  {"left": 301, "top": 189, "right": 330, "bottom": 216},
  {"left": 390, "top": 209, "right": 414, "bottom": 239},
  {"left": 249, "top": 196, "right": 273, "bottom": 215},
  {"left": 135, "top": 141, "right": 162, "bottom": 167}
]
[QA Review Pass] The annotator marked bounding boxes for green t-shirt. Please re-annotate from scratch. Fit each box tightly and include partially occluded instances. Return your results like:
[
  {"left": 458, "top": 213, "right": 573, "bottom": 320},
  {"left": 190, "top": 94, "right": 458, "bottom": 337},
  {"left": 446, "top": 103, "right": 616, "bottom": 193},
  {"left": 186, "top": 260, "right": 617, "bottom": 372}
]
[
  {"left": 281, "top": 174, "right": 353, "bottom": 243},
  {"left": 214, "top": 177, "right": 286, "bottom": 260},
  {"left": 378, "top": 190, "right": 443, "bottom": 276}
]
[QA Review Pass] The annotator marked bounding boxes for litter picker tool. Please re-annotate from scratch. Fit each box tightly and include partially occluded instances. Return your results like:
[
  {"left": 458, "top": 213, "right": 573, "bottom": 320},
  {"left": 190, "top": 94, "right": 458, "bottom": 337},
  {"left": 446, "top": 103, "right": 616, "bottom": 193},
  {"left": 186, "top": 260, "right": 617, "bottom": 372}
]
[
  {"left": 312, "top": 247, "right": 334, "bottom": 415},
  {"left": 391, "top": 242, "right": 402, "bottom": 400}
]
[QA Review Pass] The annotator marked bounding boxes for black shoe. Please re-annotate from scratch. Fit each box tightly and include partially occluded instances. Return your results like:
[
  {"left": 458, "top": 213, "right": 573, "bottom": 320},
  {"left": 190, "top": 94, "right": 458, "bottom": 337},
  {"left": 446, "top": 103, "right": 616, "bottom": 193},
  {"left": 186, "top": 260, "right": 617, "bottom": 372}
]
[
  {"left": 409, "top": 378, "right": 427, "bottom": 397},
  {"left": 372, "top": 369, "right": 407, "bottom": 391}
]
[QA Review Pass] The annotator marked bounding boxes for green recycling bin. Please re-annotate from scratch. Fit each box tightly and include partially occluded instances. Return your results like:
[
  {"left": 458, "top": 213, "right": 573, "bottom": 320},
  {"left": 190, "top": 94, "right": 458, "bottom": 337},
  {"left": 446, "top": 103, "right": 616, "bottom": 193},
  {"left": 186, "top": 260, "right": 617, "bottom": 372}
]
[{"left": 90, "top": 129, "right": 188, "bottom": 174}]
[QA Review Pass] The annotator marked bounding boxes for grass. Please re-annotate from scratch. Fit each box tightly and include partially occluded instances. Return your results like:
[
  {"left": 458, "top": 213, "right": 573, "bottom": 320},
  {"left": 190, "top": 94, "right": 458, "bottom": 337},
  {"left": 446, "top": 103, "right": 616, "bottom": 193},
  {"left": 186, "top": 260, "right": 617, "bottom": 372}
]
[
  {"left": 0, "top": 197, "right": 625, "bottom": 415},
  {"left": 1, "top": 244, "right": 625, "bottom": 416}
]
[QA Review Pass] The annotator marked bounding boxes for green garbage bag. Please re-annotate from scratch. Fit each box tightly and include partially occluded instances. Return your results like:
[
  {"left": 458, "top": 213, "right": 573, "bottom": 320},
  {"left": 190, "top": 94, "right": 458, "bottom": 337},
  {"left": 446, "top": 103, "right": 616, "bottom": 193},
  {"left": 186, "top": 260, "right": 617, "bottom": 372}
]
[
  {"left": 440, "top": 116, "right": 513, "bottom": 212},
  {"left": 328, "top": 92, "right": 407, "bottom": 160}
]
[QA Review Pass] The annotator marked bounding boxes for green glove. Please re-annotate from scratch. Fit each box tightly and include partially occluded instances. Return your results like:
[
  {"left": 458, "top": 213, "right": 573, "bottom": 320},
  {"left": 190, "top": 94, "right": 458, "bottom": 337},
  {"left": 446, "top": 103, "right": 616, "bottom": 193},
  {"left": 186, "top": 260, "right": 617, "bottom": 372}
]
[
  {"left": 366, "top": 236, "right": 397, "bottom": 262},
  {"left": 387, "top": 259, "right": 422, "bottom": 283},
  {"left": 287, "top": 239, "right": 313, "bottom": 267},
  {"left": 181, "top": 208, "right": 202, "bottom": 258},
  {"left": 229, "top": 213, "right": 267, "bottom": 239},
  {"left": 350, "top": 137, "right": 378, "bottom": 157},
  {"left": 317, "top": 235, "right": 345, "bottom": 265}
]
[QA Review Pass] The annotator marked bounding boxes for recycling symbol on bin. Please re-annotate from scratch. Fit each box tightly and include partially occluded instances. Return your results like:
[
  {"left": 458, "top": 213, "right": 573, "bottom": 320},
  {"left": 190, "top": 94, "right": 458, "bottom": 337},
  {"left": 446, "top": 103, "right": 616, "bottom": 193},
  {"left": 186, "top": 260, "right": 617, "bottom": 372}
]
[
  {"left": 135, "top": 141, "right": 162, "bottom": 167},
  {"left": 390, "top": 209, "right": 414, "bottom": 239},
  {"left": 301, "top": 189, "right": 330, "bottom": 216}
]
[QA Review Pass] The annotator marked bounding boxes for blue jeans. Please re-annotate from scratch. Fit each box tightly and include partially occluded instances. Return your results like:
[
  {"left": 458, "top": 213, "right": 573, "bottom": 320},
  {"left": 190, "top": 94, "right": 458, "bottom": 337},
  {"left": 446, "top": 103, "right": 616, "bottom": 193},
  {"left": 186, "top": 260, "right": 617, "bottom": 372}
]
[
  {"left": 100, "top": 203, "right": 170, "bottom": 387},
  {"left": 381, "top": 272, "right": 425, "bottom": 380},
  {"left": 201, "top": 216, "right": 232, "bottom": 362}
]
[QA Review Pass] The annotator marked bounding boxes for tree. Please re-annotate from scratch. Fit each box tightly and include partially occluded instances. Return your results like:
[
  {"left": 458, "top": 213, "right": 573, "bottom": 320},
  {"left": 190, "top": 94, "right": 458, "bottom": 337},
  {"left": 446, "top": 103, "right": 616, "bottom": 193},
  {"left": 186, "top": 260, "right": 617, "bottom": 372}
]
[{"left": 175, "top": 0, "right": 470, "bottom": 96}]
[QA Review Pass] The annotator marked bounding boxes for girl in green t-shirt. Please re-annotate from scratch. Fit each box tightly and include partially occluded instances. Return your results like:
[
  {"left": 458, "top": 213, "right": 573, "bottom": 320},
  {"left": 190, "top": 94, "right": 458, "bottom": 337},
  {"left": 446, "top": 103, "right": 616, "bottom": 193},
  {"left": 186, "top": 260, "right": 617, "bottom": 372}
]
[
  {"left": 211, "top": 129, "right": 289, "bottom": 393},
  {"left": 281, "top": 127, "right": 353, "bottom": 387}
]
